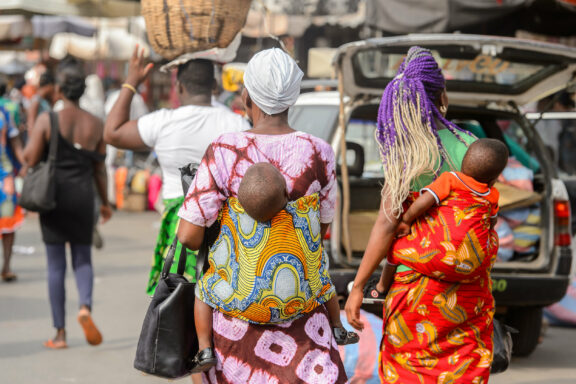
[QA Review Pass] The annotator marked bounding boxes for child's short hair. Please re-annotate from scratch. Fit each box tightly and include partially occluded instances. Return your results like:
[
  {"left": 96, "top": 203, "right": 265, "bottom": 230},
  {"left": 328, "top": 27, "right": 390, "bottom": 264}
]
[
  {"left": 461, "top": 138, "right": 509, "bottom": 184},
  {"left": 238, "top": 163, "right": 288, "bottom": 222}
]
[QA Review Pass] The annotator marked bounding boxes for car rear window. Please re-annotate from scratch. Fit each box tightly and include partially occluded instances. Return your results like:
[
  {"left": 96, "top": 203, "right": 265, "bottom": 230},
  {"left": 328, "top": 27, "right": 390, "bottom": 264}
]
[
  {"left": 352, "top": 46, "right": 569, "bottom": 95},
  {"left": 345, "top": 119, "right": 383, "bottom": 177},
  {"left": 288, "top": 105, "right": 338, "bottom": 141}
]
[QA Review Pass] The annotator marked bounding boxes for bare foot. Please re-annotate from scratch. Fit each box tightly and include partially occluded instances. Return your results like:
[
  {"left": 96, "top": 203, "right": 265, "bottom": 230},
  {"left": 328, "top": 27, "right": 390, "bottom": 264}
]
[{"left": 44, "top": 329, "right": 67, "bottom": 349}]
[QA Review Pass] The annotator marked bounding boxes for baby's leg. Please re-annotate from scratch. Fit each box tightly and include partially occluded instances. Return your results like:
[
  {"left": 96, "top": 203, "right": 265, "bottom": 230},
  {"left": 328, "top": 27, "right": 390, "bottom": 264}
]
[
  {"left": 325, "top": 295, "right": 359, "bottom": 345},
  {"left": 194, "top": 297, "right": 213, "bottom": 352},
  {"left": 376, "top": 262, "right": 397, "bottom": 294},
  {"left": 191, "top": 298, "right": 217, "bottom": 373},
  {"left": 325, "top": 295, "right": 343, "bottom": 328}
]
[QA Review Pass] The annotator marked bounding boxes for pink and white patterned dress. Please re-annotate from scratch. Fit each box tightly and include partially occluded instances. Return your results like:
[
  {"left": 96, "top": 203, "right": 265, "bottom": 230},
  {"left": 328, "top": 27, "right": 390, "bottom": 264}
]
[{"left": 179, "top": 130, "right": 348, "bottom": 384}]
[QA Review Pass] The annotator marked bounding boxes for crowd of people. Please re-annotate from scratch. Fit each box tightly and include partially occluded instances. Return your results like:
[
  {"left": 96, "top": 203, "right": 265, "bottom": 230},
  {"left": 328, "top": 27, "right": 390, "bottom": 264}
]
[{"left": 1, "top": 43, "right": 575, "bottom": 383}]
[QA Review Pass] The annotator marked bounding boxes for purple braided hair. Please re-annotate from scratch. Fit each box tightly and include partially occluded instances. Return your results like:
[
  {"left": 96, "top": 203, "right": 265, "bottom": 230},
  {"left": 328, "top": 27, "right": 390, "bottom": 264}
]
[{"left": 376, "top": 46, "right": 473, "bottom": 216}]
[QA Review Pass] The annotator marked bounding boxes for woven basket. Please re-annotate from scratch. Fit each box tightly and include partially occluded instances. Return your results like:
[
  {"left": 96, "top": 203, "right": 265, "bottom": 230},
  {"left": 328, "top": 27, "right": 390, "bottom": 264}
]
[{"left": 142, "top": 0, "right": 252, "bottom": 60}]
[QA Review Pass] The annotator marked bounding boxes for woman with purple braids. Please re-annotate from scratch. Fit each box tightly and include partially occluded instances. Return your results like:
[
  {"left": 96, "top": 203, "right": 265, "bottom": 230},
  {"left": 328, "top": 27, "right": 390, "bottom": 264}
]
[{"left": 345, "top": 47, "right": 497, "bottom": 382}]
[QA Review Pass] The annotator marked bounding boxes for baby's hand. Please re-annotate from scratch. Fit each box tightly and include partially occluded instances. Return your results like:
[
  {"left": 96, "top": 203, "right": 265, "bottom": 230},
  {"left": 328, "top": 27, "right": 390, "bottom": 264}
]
[{"left": 396, "top": 221, "right": 411, "bottom": 237}]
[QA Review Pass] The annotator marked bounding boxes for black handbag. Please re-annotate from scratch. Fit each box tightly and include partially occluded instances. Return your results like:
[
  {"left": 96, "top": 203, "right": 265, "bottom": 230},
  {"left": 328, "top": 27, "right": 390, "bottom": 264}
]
[
  {"left": 19, "top": 111, "right": 58, "bottom": 212},
  {"left": 133, "top": 240, "right": 200, "bottom": 378},
  {"left": 133, "top": 163, "right": 215, "bottom": 379},
  {"left": 491, "top": 318, "right": 516, "bottom": 374}
]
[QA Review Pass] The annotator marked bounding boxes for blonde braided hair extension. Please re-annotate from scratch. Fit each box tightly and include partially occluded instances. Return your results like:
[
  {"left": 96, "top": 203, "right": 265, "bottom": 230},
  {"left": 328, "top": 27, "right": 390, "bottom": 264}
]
[{"left": 376, "top": 46, "right": 472, "bottom": 218}]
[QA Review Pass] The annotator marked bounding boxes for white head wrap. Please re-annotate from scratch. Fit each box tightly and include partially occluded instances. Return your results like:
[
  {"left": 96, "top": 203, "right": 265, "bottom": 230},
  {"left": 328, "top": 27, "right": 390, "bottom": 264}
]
[{"left": 243, "top": 48, "right": 303, "bottom": 115}]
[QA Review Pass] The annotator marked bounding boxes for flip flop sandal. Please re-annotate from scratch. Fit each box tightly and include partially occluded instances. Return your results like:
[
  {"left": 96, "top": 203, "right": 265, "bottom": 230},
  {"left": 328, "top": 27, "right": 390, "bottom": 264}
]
[
  {"left": 1, "top": 272, "right": 17, "bottom": 282},
  {"left": 333, "top": 327, "right": 360, "bottom": 345},
  {"left": 77, "top": 311, "right": 103, "bottom": 346},
  {"left": 190, "top": 347, "right": 217, "bottom": 373},
  {"left": 43, "top": 339, "right": 68, "bottom": 349},
  {"left": 361, "top": 278, "right": 387, "bottom": 304}
]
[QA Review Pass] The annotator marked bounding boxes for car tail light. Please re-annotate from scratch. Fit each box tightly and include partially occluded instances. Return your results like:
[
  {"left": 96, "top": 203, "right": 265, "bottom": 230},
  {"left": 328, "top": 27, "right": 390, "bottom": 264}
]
[{"left": 554, "top": 200, "right": 571, "bottom": 247}]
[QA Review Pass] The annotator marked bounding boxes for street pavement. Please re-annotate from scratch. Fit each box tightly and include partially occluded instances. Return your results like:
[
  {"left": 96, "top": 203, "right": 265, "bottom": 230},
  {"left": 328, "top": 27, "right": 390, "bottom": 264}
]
[{"left": 1, "top": 211, "right": 576, "bottom": 384}]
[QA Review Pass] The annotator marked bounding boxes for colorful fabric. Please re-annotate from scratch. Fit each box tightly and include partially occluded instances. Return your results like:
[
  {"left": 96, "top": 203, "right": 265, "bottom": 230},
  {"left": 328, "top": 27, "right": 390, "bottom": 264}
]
[
  {"left": 178, "top": 131, "right": 337, "bottom": 228},
  {"left": 338, "top": 309, "right": 383, "bottom": 384},
  {"left": 509, "top": 207, "right": 541, "bottom": 255},
  {"left": 0, "top": 105, "right": 23, "bottom": 234},
  {"left": 196, "top": 194, "right": 335, "bottom": 324},
  {"left": 500, "top": 157, "right": 534, "bottom": 192},
  {"left": 494, "top": 218, "right": 515, "bottom": 262},
  {"left": 0, "top": 97, "right": 21, "bottom": 128},
  {"left": 202, "top": 305, "right": 348, "bottom": 384},
  {"left": 423, "top": 172, "right": 499, "bottom": 218},
  {"left": 146, "top": 197, "right": 197, "bottom": 295},
  {"left": 545, "top": 276, "right": 576, "bottom": 326},
  {"left": 496, "top": 157, "right": 540, "bottom": 260},
  {"left": 381, "top": 187, "right": 497, "bottom": 383}
]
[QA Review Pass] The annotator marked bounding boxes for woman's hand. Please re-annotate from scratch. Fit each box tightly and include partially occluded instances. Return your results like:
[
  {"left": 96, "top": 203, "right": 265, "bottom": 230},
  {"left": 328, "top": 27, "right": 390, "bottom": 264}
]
[
  {"left": 103, "top": 46, "right": 150, "bottom": 150},
  {"left": 345, "top": 286, "right": 365, "bottom": 331},
  {"left": 396, "top": 220, "right": 411, "bottom": 237},
  {"left": 100, "top": 204, "right": 113, "bottom": 224},
  {"left": 18, "top": 165, "right": 28, "bottom": 178},
  {"left": 125, "top": 45, "right": 154, "bottom": 88}
]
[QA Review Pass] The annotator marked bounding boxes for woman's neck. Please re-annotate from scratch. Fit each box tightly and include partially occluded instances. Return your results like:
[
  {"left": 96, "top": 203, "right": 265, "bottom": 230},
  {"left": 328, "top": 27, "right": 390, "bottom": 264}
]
[
  {"left": 180, "top": 93, "right": 212, "bottom": 107},
  {"left": 250, "top": 113, "right": 294, "bottom": 135},
  {"left": 61, "top": 99, "right": 80, "bottom": 108}
]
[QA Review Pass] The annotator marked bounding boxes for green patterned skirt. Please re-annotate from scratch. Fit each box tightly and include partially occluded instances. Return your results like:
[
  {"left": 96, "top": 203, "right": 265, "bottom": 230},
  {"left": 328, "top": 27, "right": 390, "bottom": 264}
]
[{"left": 146, "top": 197, "right": 197, "bottom": 295}]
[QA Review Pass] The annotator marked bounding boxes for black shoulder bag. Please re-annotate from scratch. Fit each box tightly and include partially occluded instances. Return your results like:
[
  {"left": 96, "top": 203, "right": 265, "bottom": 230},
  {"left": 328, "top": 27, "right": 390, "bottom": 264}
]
[
  {"left": 133, "top": 163, "right": 217, "bottom": 379},
  {"left": 133, "top": 239, "right": 201, "bottom": 378},
  {"left": 19, "top": 112, "right": 58, "bottom": 212}
]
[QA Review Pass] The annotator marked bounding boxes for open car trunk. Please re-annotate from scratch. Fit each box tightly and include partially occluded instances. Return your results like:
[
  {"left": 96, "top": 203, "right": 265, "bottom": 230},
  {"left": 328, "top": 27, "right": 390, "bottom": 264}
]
[{"left": 332, "top": 34, "right": 576, "bottom": 269}]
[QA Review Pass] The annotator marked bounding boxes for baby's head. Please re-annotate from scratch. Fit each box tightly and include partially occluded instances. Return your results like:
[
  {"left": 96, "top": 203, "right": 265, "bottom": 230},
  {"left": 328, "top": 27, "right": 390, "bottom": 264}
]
[
  {"left": 238, "top": 162, "right": 288, "bottom": 222},
  {"left": 461, "top": 138, "right": 509, "bottom": 186}
]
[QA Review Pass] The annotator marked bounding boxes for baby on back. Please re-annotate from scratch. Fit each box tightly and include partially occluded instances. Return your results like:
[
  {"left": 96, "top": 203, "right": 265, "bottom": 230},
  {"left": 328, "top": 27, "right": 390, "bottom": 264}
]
[
  {"left": 237, "top": 162, "right": 289, "bottom": 222},
  {"left": 238, "top": 162, "right": 359, "bottom": 344},
  {"left": 364, "top": 138, "right": 510, "bottom": 304}
]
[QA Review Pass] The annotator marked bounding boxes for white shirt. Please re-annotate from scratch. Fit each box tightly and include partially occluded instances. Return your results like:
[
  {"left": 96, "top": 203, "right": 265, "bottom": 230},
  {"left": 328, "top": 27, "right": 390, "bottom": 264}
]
[{"left": 137, "top": 105, "right": 250, "bottom": 199}]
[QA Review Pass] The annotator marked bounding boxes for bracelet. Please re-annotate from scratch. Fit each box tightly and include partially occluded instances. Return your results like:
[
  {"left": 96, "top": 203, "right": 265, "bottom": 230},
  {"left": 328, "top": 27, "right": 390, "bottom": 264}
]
[{"left": 122, "top": 83, "right": 138, "bottom": 94}]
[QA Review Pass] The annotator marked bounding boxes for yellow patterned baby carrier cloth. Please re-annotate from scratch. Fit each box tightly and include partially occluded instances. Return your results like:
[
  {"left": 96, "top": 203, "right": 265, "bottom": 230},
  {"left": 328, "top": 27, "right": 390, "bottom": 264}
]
[{"left": 196, "top": 193, "right": 335, "bottom": 324}]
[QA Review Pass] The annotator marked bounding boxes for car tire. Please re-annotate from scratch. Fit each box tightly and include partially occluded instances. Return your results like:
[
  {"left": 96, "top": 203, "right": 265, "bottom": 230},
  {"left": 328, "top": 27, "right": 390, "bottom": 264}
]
[{"left": 505, "top": 306, "right": 543, "bottom": 357}]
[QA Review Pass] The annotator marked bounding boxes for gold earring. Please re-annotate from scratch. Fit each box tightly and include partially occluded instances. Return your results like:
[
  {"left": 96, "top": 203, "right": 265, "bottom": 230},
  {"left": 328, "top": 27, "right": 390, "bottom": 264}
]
[{"left": 440, "top": 105, "right": 447, "bottom": 115}]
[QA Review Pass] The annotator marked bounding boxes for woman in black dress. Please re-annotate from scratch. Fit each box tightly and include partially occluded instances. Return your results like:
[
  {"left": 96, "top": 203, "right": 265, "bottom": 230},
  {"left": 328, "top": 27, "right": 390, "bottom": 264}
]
[{"left": 24, "top": 61, "right": 112, "bottom": 349}]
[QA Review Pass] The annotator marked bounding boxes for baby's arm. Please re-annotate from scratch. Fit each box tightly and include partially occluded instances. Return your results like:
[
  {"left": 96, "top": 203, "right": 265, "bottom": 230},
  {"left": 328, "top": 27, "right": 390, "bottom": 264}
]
[{"left": 396, "top": 191, "right": 437, "bottom": 236}]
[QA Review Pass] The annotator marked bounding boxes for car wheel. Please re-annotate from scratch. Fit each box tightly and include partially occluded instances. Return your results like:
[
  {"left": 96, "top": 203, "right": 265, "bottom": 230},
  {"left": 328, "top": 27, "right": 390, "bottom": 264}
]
[{"left": 505, "top": 306, "right": 543, "bottom": 357}]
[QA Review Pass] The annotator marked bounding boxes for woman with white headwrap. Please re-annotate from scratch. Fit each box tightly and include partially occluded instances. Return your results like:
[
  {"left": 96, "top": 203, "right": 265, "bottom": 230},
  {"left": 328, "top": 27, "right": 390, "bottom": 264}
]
[{"left": 178, "top": 48, "right": 348, "bottom": 383}]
